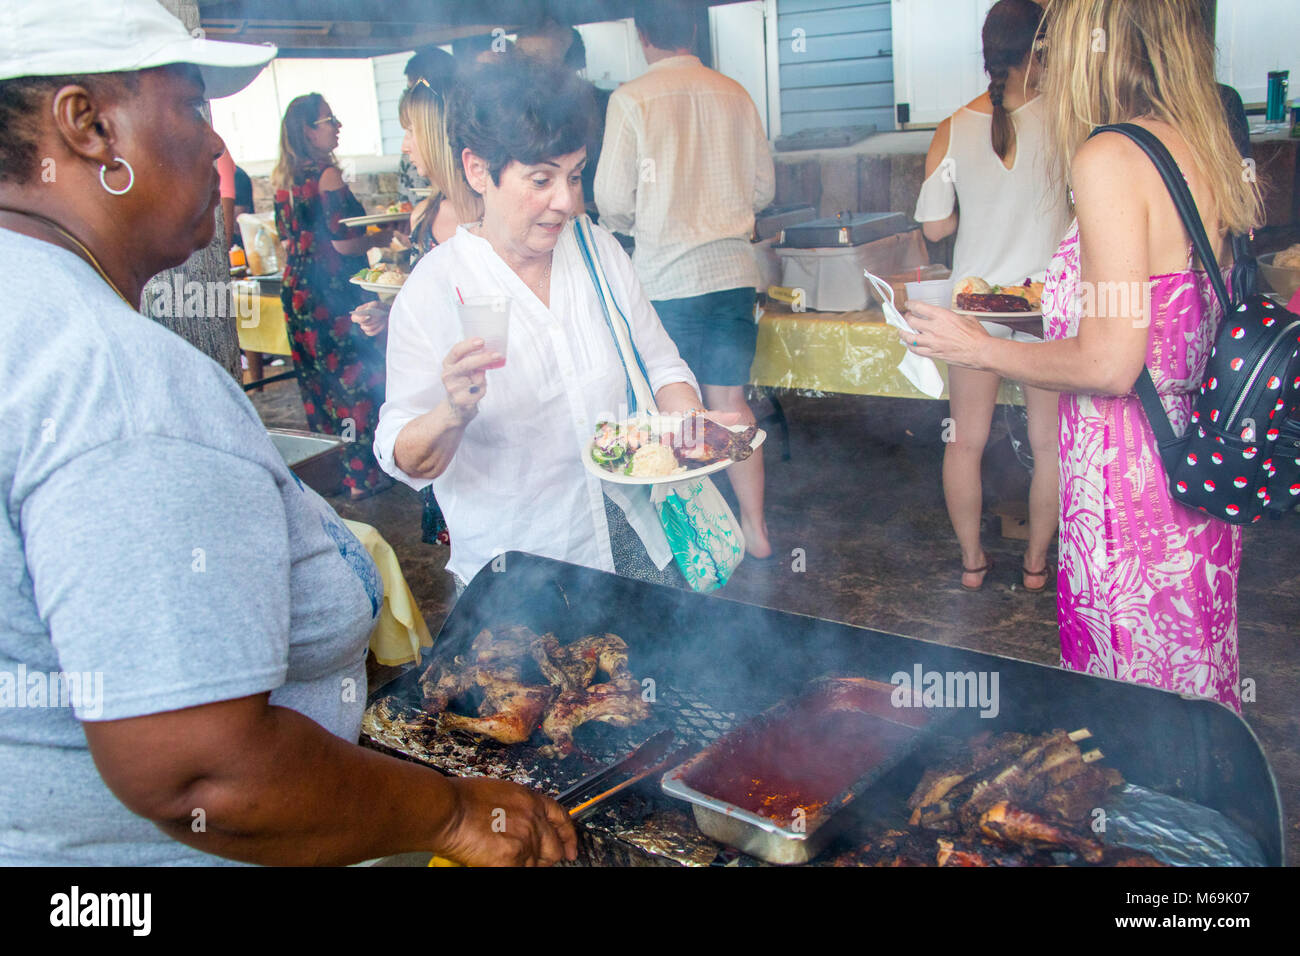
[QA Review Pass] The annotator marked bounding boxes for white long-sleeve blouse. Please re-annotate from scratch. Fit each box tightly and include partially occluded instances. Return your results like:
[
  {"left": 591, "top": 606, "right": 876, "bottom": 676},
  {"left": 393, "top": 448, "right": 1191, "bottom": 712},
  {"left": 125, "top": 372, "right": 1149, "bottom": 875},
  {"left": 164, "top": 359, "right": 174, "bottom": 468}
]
[{"left": 374, "top": 220, "right": 699, "bottom": 583}]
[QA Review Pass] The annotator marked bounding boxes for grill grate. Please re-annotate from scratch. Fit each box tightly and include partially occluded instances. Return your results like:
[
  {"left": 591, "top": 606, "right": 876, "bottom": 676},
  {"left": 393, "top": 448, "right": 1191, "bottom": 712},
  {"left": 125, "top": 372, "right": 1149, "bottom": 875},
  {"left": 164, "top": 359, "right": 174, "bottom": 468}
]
[{"left": 361, "top": 681, "right": 753, "bottom": 866}]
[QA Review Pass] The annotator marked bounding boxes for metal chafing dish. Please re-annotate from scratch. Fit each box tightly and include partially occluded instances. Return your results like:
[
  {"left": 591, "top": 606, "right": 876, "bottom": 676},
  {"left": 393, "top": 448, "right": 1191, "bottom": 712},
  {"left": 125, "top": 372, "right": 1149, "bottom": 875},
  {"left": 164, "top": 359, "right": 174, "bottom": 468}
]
[
  {"left": 662, "top": 677, "right": 950, "bottom": 864},
  {"left": 363, "top": 553, "right": 1285, "bottom": 866}
]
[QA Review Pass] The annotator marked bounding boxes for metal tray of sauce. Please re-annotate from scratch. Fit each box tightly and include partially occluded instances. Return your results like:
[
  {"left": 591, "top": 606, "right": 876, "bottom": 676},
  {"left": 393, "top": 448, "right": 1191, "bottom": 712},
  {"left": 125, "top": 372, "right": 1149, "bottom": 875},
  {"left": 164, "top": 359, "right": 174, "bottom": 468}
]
[{"left": 661, "top": 677, "right": 946, "bottom": 864}]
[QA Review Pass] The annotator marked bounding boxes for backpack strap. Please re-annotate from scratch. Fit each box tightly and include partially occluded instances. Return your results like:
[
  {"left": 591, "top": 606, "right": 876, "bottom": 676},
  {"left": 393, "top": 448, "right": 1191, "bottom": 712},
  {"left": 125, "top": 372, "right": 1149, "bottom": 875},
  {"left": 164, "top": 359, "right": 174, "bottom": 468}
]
[
  {"left": 1133, "top": 368, "right": 1184, "bottom": 455},
  {"left": 1087, "top": 123, "right": 1233, "bottom": 459},
  {"left": 1087, "top": 124, "right": 1232, "bottom": 314}
]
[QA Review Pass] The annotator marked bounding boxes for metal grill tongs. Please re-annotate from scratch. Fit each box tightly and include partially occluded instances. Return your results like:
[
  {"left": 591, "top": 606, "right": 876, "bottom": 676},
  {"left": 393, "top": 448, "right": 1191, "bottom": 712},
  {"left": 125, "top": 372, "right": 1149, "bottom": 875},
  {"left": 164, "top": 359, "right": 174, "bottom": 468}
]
[{"left": 429, "top": 730, "right": 683, "bottom": 866}]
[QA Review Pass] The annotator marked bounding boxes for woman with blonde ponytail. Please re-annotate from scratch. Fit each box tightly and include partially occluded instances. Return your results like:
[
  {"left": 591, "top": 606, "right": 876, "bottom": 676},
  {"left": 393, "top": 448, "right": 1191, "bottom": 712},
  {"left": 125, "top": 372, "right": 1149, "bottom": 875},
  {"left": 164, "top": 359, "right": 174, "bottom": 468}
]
[
  {"left": 913, "top": 0, "right": 1069, "bottom": 594},
  {"left": 904, "top": 0, "right": 1263, "bottom": 711}
]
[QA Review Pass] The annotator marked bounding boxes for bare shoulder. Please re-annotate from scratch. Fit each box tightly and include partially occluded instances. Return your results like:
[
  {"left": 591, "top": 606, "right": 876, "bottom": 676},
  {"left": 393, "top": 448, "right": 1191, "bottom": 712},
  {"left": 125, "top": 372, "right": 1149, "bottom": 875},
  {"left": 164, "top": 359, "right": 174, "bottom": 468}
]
[
  {"left": 318, "top": 165, "right": 345, "bottom": 191},
  {"left": 1070, "top": 131, "right": 1153, "bottom": 196},
  {"left": 924, "top": 117, "right": 952, "bottom": 174}
]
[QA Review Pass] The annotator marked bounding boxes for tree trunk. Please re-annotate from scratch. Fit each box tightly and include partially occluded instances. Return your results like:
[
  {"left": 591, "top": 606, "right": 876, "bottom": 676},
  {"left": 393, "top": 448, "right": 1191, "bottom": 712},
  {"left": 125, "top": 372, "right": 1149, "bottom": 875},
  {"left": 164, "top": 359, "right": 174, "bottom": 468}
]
[{"left": 141, "top": 0, "right": 242, "bottom": 382}]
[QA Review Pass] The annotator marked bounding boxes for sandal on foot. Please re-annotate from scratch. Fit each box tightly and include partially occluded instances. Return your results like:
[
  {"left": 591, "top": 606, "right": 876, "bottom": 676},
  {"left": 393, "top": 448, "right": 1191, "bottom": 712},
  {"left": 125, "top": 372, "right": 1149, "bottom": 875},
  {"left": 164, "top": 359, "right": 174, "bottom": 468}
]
[
  {"left": 1022, "top": 564, "right": 1051, "bottom": 593},
  {"left": 961, "top": 555, "right": 993, "bottom": 591}
]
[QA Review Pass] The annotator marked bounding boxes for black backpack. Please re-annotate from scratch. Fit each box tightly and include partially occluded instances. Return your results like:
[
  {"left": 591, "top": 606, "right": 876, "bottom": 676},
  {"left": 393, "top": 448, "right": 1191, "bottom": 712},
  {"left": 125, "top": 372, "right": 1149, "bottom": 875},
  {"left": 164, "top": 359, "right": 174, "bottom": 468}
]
[{"left": 1089, "top": 124, "right": 1300, "bottom": 525}]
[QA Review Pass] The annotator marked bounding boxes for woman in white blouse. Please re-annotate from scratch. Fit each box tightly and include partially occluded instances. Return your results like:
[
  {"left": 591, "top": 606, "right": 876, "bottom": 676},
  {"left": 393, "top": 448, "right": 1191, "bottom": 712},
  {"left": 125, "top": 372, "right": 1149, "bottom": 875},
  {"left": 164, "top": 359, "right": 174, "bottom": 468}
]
[
  {"left": 912, "top": 0, "right": 1069, "bottom": 592},
  {"left": 375, "top": 58, "right": 711, "bottom": 591}
]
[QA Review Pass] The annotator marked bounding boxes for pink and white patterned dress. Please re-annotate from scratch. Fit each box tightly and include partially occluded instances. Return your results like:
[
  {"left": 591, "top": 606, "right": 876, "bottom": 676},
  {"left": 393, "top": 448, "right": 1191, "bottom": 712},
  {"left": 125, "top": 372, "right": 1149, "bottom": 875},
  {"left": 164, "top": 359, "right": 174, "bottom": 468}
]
[{"left": 1043, "top": 220, "right": 1242, "bottom": 711}]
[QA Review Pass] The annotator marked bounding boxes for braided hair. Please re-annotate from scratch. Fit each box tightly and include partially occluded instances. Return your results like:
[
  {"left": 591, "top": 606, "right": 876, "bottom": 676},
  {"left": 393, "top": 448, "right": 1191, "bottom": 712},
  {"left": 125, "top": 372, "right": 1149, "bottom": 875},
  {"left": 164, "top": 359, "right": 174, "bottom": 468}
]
[{"left": 982, "top": 0, "right": 1045, "bottom": 164}]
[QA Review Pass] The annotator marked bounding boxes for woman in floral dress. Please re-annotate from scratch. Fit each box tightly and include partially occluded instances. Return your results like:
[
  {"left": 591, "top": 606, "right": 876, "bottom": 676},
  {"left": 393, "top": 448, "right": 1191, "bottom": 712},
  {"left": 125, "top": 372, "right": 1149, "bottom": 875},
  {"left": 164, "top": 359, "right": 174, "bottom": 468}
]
[
  {"left": 273, "top": 93, "right": 393, "bottom": 498},
  {"left": 899, "top": 0, "right": 1261, "bottom": 711}
]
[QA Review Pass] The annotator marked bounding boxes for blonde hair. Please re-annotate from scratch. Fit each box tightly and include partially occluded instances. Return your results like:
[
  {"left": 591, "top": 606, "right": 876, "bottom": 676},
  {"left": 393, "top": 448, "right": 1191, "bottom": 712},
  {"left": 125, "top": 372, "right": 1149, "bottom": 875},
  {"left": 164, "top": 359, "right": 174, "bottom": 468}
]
[
  {"left": 399, "top": 81, "right": 480, "bottom": 223},
  {"left": 1041, "top": 0, "right": 1261, "bottom": 235}
]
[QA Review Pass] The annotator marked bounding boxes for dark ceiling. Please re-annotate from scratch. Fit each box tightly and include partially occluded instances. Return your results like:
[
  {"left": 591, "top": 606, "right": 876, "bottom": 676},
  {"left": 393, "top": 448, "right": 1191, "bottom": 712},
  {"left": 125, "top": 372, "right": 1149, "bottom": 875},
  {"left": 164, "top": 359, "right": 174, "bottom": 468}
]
[{"left": 197, "top": 0, "right": 726, "bottom": 58}]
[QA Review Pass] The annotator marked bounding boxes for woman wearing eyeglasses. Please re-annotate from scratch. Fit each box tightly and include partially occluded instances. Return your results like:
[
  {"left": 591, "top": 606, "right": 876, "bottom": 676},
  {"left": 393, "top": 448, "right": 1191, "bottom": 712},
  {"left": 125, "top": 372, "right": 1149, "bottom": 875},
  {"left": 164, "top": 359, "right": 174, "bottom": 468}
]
[{"left": 273, "top": 94, "right": 394, "bottom": 499}]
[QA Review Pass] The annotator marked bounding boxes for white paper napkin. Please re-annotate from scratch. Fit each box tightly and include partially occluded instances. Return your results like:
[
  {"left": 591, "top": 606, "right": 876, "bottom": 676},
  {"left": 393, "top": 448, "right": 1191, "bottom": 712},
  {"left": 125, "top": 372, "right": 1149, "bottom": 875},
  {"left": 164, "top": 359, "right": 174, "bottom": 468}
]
[{"left": 865, "top": 270, "right": 945, "bottom": 399}]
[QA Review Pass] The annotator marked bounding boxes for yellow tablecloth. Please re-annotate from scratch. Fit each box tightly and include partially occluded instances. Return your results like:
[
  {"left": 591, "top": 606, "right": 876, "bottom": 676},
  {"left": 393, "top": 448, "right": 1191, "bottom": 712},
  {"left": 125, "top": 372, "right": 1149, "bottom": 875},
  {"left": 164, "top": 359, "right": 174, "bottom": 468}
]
[
  {"left": 750, "top": 306, "right": 1023, "bottom": 405},
  {"left": 342, "top": 519, "right": 434, "bottom": 667},
  {"left": 236, "top": 290, "right": 293, "bottom": 357}
]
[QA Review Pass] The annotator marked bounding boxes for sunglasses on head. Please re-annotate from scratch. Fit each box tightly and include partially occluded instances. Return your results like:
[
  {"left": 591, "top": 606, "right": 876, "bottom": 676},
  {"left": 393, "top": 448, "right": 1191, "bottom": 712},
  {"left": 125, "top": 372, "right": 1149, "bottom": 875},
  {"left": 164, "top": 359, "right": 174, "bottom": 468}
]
[{"left": 412, "top": 76, "right": 444, "bottom": 102}]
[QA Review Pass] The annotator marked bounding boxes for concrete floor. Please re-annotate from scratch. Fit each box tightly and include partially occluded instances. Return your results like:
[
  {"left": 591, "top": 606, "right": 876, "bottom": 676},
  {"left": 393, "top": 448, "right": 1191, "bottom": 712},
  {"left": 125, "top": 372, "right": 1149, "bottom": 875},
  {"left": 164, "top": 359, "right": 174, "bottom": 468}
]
[{"left": 250, "top": 377, "right": 1300, "bottom": 864}]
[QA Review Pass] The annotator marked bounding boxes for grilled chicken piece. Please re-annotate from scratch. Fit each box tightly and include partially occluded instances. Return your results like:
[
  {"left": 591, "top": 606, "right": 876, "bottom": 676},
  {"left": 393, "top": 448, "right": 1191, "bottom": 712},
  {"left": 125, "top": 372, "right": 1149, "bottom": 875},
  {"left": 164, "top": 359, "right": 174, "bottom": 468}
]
[
  {"left": 673, "top": 415, "right": 758, "bottom": 464},
  {"left": 530, "top": 633, "right": 631, "bottom": 691},
  {"left": 978, "top": 802, "right": 1104, "bottom": 863},
  {"left": 531, "top": 634, "right": 595, "bottom": 691},
  {"left": 420, "top": 626, "right": 540, "bottom": 711},
  {"left": 420, "top": 661, "right": 476, "bottom": 714},
  {"left": 539, "top": 677, "right": 650, "bottom": 758},
  {"left": 469, "top": 626, "right": 537, "bottom": 674},
  {"left": 436, "top": 672, "right": 554, "bottom": 745},
  {"left": 567, "top": 633, "right": 634, "bottom": 681}
]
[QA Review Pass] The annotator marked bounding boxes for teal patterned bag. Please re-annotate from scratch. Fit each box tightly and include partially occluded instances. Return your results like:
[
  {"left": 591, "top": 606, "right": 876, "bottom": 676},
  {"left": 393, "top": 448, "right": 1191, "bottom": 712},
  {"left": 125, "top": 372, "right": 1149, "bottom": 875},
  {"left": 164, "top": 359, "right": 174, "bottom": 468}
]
[
  {"left": 573, "top": 216, "right": 746, "bottom": 592},
  {"left": 652, "top": 476, "right": 746, "bottom": 592}
]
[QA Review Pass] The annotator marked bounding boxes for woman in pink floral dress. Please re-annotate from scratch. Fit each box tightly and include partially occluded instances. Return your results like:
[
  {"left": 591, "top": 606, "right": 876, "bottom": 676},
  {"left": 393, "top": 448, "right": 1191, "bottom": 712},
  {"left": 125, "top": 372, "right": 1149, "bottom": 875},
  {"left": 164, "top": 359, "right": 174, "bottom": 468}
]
[{"left": 900, "top": 0, "right": 1261, "bottom": 711}]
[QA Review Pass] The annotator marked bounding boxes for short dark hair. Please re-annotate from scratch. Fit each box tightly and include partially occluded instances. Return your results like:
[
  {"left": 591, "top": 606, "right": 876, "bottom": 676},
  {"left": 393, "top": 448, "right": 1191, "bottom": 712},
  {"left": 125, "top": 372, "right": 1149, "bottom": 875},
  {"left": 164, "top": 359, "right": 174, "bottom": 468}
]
[
  {"left": 0, "top": 73, "right": 138, "bottom": 184},
  {"left": 633, "top": 0, "right": 696, "bottom": 52},
  {"left": 405, "top": 46, "right": 455, "bottom": 86},
  {"left": 449, "top": 57, "right": 594, "bottom": 185}
]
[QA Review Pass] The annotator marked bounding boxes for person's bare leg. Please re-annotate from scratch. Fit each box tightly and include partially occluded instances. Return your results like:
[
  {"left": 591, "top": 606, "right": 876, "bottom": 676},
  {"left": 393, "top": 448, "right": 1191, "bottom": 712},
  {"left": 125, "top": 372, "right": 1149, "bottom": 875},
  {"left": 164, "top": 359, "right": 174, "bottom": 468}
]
[
  {"left": 244, "top": 350, "right": 264, "bottom": 391},
  {"left": 702, "top": 383, "right": 771, "bottom": 558},
  {"left": 943, "top": 365, "right": 1000, "bottom": 588},
  {"left": 1021, "top": 384, "right": 1061, "bottom": 587}
]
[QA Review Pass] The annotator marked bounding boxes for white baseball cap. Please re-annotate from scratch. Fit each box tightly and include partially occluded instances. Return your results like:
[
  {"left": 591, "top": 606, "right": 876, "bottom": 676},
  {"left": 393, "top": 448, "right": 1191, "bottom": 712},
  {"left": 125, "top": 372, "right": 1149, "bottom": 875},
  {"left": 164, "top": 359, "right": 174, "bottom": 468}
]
[{"left": 0, "top": 0, "right": 277, "bottom": 100}]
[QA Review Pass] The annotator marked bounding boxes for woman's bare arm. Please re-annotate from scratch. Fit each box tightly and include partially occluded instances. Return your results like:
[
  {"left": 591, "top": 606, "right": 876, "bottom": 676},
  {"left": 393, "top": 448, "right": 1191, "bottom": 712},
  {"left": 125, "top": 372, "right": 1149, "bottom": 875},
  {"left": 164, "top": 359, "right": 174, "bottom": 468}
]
[
  {"left": 83, "top": 694, "right": 575, "bottom": 866},
  {"left": 320, "top": 166, "right": 390, "bottom": 256},
  {"left": 392, "top": 340, "right": 502, "bottom": 479},
  {"left": 921, "top": 118, "right": 958, "bottom": 243}
]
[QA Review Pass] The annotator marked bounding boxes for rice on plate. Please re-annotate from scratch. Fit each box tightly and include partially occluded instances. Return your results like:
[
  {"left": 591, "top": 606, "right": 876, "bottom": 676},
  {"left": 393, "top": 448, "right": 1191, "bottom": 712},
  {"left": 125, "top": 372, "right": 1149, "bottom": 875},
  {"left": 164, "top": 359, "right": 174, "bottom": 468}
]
[{"left": 628, "top": 443, "right": 684, "bottom": 478}]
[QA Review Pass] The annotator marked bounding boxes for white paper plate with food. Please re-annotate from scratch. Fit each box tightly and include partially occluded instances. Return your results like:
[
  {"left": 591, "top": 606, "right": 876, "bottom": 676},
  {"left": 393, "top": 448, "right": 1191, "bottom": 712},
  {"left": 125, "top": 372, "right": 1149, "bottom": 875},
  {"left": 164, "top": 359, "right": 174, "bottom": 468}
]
[
  {"left": 949, "top": 276, "right": 1044, "bottom": 319},
  {"left": 350, "top": 264, "right": 407, "bottom": 295},
  {"left": 350, "top": 279, "right": 406, "bottom": 295},
  {"left": 583, "top": 413, "right": 766, "bottom": 486},
  {"left": 340, "top": 211, "right": 410, "bottom": 227}
]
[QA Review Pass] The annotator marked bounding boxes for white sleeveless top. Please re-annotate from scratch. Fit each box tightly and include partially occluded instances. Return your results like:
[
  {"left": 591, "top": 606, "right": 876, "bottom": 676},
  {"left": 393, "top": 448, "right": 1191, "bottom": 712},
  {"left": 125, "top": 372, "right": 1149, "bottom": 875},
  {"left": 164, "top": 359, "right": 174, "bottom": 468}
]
[{"left": 914, "top": 95, "right": 1069, "bottom": 287}]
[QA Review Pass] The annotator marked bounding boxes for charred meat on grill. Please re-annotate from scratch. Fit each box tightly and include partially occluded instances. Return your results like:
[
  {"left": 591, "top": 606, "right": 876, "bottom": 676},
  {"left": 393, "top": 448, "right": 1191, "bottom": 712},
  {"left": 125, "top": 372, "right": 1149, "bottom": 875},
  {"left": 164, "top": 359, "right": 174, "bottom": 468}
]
[
  {"left": 977, "top": 802, "right": 1104, "bottom": 863},
  {"left": 540, "top": 677, "right": 650, "bottom": 758},
  {"left": 899, "top": 729, "right": 1133, "bottom": 867},
  {"left": 420, "top": 627, "right": 649, "bottom": 754},
  {"left": 436, "top": 672, "right": 554, "bottom": 745},
  {"left": 532, "top": 633, "right": 633, "bottom": 692}
]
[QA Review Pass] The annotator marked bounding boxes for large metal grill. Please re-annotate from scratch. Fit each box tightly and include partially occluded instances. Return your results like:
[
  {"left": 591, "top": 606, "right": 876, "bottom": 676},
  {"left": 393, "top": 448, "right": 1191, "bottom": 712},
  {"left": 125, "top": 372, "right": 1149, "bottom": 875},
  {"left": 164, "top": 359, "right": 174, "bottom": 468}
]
[{"left": 362, "top": 553, "right": 1285, "bottom": 866}]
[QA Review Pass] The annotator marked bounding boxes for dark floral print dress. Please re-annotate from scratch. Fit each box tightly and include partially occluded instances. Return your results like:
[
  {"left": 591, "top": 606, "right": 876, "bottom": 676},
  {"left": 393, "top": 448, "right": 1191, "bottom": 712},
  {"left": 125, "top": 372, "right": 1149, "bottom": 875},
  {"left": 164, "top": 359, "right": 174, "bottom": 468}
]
[{"left": 274, "top": 164, "right": 388, "bottom": 494}]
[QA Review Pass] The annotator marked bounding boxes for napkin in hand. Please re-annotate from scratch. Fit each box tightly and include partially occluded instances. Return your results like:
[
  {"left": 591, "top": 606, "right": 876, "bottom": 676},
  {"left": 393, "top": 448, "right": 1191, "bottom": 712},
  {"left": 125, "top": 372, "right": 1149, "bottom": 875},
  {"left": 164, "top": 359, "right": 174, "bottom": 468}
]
[{"left": 864, "top": 270, "right": 945, "bottom": 398}]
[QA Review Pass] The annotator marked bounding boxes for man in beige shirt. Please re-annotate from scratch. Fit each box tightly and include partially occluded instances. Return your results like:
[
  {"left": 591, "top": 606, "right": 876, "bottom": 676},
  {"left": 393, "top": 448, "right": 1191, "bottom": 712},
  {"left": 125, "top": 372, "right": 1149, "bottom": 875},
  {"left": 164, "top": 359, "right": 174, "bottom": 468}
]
[{"left": 594, "top": 0, "right": 776, "bottom": 558}]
